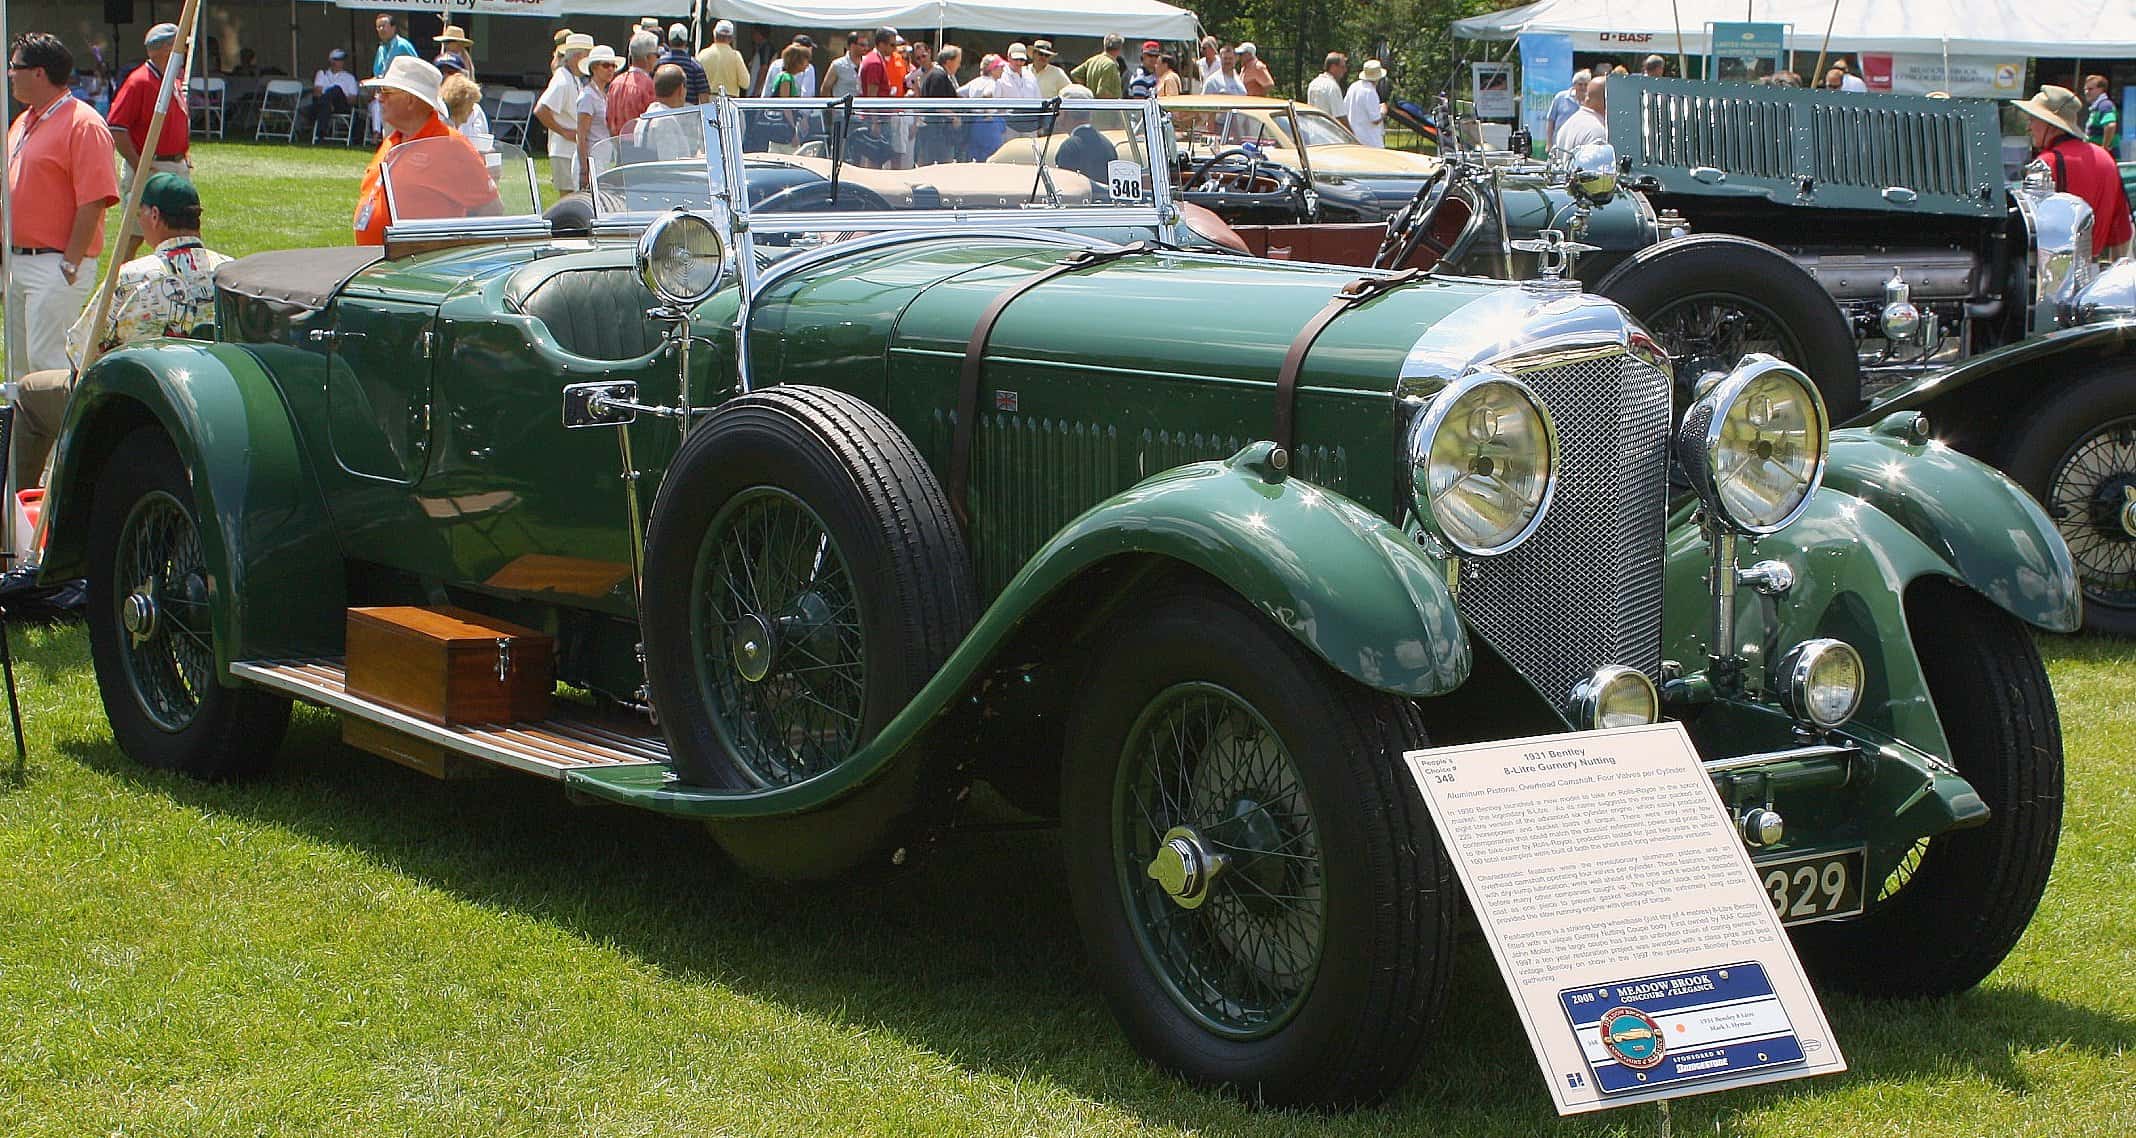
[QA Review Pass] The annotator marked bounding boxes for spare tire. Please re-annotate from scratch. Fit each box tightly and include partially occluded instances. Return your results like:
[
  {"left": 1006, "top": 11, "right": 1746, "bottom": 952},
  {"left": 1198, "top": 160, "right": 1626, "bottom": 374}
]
[
  {"left": 1595, "top": 233, "right": 1862, "bottom": 420},
  {"left": 640, "top": 386, "right": 979, "bottom": 791}
]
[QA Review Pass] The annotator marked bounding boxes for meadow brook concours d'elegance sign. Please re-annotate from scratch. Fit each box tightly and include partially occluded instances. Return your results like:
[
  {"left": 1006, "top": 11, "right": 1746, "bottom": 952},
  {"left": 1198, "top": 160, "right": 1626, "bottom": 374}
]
[{"left": 1406, "top": 724, "right": 1846, "bottom": 1114}]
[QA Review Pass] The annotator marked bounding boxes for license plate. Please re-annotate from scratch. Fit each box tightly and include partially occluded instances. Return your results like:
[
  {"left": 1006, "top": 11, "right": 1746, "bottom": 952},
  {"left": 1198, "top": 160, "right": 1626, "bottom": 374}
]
[{"left": 1754, "top": 847, "right": 1867, "bottom": 926}]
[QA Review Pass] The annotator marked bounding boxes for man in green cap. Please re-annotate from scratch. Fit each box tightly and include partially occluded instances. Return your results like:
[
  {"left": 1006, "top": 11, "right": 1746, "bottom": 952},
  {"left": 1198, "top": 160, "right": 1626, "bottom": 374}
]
[{"left": 12, "top": 173, "right": 230, "bottom": 490}]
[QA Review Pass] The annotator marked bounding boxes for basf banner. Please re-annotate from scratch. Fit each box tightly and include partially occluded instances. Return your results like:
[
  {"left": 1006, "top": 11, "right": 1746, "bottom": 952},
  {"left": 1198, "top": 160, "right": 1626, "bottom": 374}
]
[{"left": 1520, "top": 33, "right": 1572, "bottom": 154}]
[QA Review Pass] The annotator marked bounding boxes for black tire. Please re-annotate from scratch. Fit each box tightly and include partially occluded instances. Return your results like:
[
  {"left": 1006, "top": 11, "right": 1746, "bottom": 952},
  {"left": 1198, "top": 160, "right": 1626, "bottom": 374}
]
[
  {"left": 86, "top": 428, "right": 289, "bottom": 779},
  {"left": 1061, "top": 581, "right": 1454, "bottom": 1108},
  {"left": 639, "top": 386, "right": 979, "bottom": 789},
  {"left": 1791, "top": 579, "right": 2062, "bottom": 997},
  {"left": 1595, "top": 233, "right": 1862, "bottom": 420},
  {"left": 1997, "top": 362, "right": 2136, "bottom": 637}
]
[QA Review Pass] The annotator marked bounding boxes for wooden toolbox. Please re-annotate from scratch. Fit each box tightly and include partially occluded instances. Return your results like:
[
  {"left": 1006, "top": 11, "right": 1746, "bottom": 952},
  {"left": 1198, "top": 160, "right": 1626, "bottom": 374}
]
[{"left": 344, "top": 606, "right": 555, "bottom": 726}]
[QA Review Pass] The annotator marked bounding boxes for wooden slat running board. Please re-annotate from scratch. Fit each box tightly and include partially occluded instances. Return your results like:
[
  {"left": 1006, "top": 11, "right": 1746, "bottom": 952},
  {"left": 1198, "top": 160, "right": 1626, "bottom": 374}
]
[{"left": 232, "top": 658, "right": 668, "bottom": 781}]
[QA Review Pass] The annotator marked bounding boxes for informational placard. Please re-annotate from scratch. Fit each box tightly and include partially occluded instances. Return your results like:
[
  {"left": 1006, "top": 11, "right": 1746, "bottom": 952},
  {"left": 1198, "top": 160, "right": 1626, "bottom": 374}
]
[
  {"left": 1859, "top": 53, "right": 2024, "bottom": 98},
  {"left": 1519, "top": 33, "right": 1574, "bottom": 154},
  {"left": 1404, "top": 723, "right": 1845, "bottom": 1114},
  {"left": 1471, "top": 62, "right": 1516, "bottom": 121},
  {"left": 1706, "top": 22, "right": 1789, "bottom": 84}
]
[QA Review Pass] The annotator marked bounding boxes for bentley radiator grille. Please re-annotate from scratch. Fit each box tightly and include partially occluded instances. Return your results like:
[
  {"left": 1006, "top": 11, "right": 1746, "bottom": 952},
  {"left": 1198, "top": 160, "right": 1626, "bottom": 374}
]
[{"left": 1456, "top": 352, "right": 1671, "bottom": 709}]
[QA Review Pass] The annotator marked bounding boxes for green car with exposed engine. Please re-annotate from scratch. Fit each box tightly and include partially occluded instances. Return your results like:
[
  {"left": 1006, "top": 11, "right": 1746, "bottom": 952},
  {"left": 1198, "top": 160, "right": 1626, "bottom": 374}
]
[{"left": 44, "top": 99, "right": 2078, "bottom": 1108}]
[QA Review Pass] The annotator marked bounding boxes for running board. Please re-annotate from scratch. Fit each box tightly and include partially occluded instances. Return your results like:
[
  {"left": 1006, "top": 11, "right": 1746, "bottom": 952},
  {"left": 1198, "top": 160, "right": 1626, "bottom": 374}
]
[{"left": 231, "top": 659, "right": 669, "bottom": 781}]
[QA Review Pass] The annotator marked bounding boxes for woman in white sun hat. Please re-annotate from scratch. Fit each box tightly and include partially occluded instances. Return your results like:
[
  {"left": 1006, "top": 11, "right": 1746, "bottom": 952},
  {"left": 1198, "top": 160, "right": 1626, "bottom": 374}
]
[
  {"left": 575, "top": 46, "right": 623, "bottom": 191},
  {"left": 353, "top": 56, "right": 498, "bottom": 244}
]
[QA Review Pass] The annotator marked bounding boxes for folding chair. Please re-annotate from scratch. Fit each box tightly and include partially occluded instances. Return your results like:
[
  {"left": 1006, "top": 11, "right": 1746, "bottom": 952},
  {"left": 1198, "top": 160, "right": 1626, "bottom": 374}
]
[
  {"left": 254, "top": 78, "right": 302, "bottom": 142},
  {"left": 489, "top": 89, "right": 535, "bottom": 146},
  {"left": 187, "top": 77, "right": 226, "bottom": 139}
]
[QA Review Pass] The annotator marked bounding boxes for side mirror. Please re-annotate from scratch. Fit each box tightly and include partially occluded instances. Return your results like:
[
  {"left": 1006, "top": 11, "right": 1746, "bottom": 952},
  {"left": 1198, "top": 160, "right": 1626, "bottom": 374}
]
[{"left": 1569, "top": 142, "right": 1619, "bottom": 204}]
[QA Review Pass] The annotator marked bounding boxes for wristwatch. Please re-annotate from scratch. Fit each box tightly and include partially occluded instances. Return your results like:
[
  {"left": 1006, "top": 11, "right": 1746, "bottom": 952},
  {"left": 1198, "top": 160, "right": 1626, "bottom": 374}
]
[{"left": 60, "top": 260, "right": 80, "bottom": 279}]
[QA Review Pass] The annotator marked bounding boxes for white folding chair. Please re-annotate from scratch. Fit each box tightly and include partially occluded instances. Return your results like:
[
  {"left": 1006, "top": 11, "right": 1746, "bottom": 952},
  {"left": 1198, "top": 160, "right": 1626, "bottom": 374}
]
[
  {"left": 489, "top": 89, "right": 535, "bottom": 146},
  {"left": 254, "top": 78, "right": 302, "bottom": 142},
  {"left": 187, "top": 77, "right": 226, "bottom": 139}
]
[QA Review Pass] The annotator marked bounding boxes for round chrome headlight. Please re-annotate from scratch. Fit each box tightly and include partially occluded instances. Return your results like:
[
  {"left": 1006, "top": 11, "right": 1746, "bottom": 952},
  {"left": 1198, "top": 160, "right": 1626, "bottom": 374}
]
[
  {"left": 1777, "top": 638, "right": 1865, "bottom": 729},
  {"left": 1676, "top": 354, "right": 1827, "bottom": 535},
  {"left": 1406, "top": 370, "right": 1558, "bottom": 556},
  {"left": 637, "top": 208, "right": 726, "bottom": 306},
  {"left": 1570, "top": 665, "right": 1659, "bottom": 730}
]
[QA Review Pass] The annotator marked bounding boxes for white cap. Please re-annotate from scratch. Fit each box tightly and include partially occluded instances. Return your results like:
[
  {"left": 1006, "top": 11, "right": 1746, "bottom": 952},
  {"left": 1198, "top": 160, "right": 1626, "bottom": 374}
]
[
  {"left": 1006, "top": 42, "right": 1029, "bottom": 61},
  {"left": 361, "top": 55, "right": 448, "bottom": 119},
  {"left": 713, "top": 19, "right": 736, "bottom": 37},
  {"left": 1237, "top": 41, "right": 1258, "bottom": 56}
]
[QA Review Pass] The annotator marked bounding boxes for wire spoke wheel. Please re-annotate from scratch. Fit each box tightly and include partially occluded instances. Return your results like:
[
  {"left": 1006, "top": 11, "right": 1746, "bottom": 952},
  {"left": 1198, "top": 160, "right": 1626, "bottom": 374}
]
[
  {"left": 113, "top": 490, "right": 214, "bottom": 733},
  {"left": 691, "top": 487, "right": 868, "bottom": 789},
  {"left": 1642, "top": 292, "right": 1803, "bottom": 385},
  {"left": 2046, "top": 414, "right": 2136, "bottom": 612},
  {"left": 1114, "top": 681, "right": 1324, "bottom": 1040}
]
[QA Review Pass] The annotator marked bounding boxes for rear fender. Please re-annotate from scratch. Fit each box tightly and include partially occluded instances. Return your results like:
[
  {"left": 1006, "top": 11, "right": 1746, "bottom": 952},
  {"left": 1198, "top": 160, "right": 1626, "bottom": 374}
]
[{"left": 41, "top": 342, "right": 345, "bottom": 674}]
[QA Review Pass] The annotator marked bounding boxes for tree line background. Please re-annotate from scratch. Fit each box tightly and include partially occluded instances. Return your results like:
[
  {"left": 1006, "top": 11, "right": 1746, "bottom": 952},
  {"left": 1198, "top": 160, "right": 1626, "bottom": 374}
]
[{"left": 1191, "top": 0, "right": 1512, "bottom": 103}]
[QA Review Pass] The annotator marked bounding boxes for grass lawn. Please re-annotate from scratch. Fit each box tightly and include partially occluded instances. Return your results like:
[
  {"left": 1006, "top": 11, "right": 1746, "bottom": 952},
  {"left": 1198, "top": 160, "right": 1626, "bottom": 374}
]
[{"left": 2, "top": 141, "right": 2133, "bottom": 1136}]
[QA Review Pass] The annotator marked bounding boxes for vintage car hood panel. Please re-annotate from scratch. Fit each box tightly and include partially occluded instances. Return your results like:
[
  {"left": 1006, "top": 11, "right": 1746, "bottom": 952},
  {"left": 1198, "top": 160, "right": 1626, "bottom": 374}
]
[
  {"left": 871, "top": 243, "right": 1497, "bottom": 395},
  {"left": 1308, "top": 146, "right": 1439, "bottom": 177}
]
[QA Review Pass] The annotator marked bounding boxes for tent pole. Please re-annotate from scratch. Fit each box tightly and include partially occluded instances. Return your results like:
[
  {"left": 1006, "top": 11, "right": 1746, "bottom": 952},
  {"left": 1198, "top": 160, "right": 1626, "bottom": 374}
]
[
  {"left": 3, "top": 0, "right": 18, "bottom": 562},
  {"left": 1670, "top": 0, "right": 1686, "bottom": 78},
  {"left": 79, "top": 0, "right": 207, "bottom": 374},
  {"left": 1812, "top": 0, "right": 1839, "bottom": 87}
]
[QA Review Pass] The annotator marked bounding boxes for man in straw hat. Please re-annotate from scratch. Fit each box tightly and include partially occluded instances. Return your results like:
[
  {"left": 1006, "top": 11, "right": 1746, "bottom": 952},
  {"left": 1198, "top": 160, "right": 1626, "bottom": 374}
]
[
  {"left": 352, "top": 57, "right": 499, "bottom": 245},
  {"left": 1345, "top": 59, "right": 1388, "bottom": 148},
  {"left": 537, "top": 33, "right": 594, "bottom": 193},
  {"left": 2014, "top": 84, "right": 2132, "bottom": 259}
]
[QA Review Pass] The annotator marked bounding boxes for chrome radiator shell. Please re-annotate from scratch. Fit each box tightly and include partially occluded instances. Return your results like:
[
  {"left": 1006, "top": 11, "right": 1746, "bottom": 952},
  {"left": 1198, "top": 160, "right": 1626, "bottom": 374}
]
[
  {"left": 1397, "top": 286, "right": 1675, "bottom": 712},
  {"left": 1457, "top": 349, "right": 1673, "bottom": 706}
]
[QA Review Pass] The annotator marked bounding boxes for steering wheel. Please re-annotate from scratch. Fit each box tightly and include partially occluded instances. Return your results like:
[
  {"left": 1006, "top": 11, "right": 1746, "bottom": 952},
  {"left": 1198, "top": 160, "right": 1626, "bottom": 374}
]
[
  {"left": 1189, "top": 146, "right": 1272, "bottom": 193},
  {"left": 1372, "top": 166, "right": 1454, "bottom": 270}
]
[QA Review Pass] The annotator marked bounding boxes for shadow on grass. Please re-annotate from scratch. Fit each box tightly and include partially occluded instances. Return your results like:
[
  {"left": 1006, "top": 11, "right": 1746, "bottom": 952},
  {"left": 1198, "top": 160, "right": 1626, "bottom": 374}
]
[{"left": 47, "top": 695, "right": 2136, "bottom": 1135}]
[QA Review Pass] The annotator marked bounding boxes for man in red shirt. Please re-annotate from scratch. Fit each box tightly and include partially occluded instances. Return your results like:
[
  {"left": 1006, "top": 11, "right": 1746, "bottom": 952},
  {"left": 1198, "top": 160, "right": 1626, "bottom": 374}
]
[
  {"left": 2015, "top": 85, "right": 2133, "bottom": 260},
  {"left": 107, "top": 21, "right": 191, "bottom": 260},
  {"left": 605, "top": 31, "right": 660, "bottom": 139},
  {"left": 353, "top": 57, "right": 499, "bottom": 245},
  {"left": 858, "top": 27, "right": 896, "bottom": 97},
  {"left": 5, "top": 32, "right": 121, "bottom": 378}
]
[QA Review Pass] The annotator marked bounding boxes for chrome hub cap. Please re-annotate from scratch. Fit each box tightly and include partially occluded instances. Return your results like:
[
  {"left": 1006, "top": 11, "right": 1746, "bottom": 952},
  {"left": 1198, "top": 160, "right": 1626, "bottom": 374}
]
[
  {"left": 1147, "top": 825, "right": 1228, "bottom": 910},
  {"left": 731, "top": 612, "right": 776, "bottom": 684},
  {"left": 122, "top": 588, "right": 159, "bottom": 643},
  {"left": 2121, "top": 485, "right": 2136, "bottom": 540}
]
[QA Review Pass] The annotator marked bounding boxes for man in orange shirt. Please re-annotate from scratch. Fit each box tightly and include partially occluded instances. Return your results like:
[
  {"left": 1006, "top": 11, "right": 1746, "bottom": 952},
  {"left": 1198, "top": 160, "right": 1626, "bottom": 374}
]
[
  {"left": 6, "top": 32, "right": 121, "bottom": 378},
  {"left": 352, "top": 56, "right": 499, "bottom": 245}
]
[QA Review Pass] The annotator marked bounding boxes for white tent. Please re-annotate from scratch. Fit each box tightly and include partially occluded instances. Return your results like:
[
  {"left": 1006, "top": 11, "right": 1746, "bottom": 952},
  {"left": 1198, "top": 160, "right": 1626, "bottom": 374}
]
[
  {"left": 1453, "top": 0, "right": 2136, "bottom": 57},
  {"left": 687, "top": 0, "right": 1200, "bottom": 38}
]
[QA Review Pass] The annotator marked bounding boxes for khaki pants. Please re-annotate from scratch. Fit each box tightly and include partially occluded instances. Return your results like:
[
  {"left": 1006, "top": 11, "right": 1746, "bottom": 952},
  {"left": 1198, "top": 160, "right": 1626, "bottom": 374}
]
[
  {"left": 7, "top": 369, "right": 72, "bottom": 491},
  {"left": 3, "top": 253, "right": 91, "bottom": 378}
]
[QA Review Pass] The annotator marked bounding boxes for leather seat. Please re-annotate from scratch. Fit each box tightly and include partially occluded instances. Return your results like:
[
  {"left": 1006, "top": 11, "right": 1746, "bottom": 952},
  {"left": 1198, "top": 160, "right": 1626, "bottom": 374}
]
[{"left": 516, "top": 267, "right": 662, "bottom": 361}]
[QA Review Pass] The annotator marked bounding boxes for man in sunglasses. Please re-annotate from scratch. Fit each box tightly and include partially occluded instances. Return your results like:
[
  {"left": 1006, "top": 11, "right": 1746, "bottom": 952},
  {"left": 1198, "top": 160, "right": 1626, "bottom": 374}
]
[{"left": 6, "top": 33, "right": 121, "bottom": 380}]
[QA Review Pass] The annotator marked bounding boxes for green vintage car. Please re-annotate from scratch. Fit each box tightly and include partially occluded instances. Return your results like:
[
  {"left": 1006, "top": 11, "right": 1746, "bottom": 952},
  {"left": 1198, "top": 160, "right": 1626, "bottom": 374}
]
[{"left": 46, "top": 100, "right": 2077, "bottom": 1107}]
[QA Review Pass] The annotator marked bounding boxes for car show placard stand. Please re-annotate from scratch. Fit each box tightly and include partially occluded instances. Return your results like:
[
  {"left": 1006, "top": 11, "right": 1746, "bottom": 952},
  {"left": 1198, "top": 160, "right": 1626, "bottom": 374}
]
[{"left": 1404, "top": 723, "right": 1845, "bottom": 1114}]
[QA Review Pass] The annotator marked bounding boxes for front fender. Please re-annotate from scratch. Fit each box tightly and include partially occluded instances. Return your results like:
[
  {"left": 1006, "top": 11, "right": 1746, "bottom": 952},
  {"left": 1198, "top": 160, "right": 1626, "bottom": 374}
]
[
  {"left": 565, "top": 443, "right": 1471, "bottom": 820},
  {"left": 1821, "top": 428, "right": 2080, "bottom": 632},
  {"left": 1841, "top": 319, "right": 2136, "bottom": 442},
  {"left": 993, "top": 441, "right": 1471, "bottom": 697},
  {"left": 1664, "top": 437, "right": 2076, "bottom": 762},
  {"left": 41, "top": 341, "right": 344, "bottom": 673}
]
